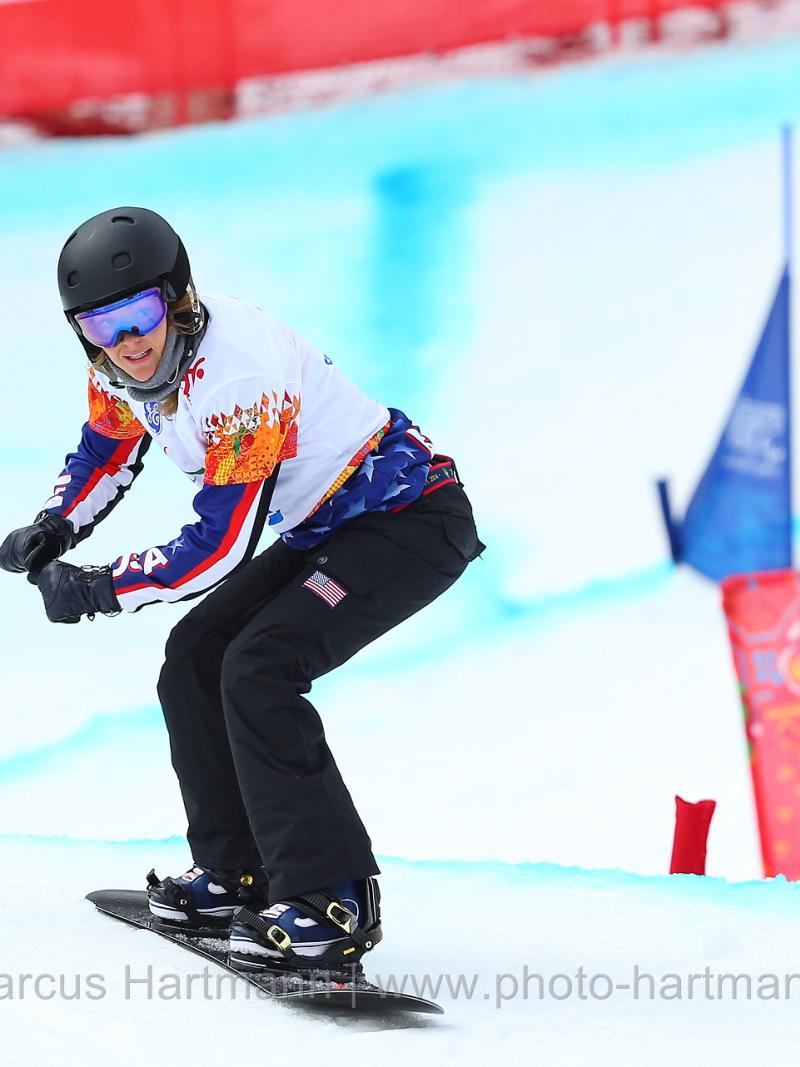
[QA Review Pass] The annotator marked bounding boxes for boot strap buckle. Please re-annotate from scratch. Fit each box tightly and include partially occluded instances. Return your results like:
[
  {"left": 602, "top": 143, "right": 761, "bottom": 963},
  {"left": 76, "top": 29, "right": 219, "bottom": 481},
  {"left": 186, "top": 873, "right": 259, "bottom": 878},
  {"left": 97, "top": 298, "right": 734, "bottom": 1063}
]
[
  {"left": 325, "top": 901, "right": 355, "bottom": 932},
  {"left": 267, "top": 925, "right": 293, "bottom": 952}
]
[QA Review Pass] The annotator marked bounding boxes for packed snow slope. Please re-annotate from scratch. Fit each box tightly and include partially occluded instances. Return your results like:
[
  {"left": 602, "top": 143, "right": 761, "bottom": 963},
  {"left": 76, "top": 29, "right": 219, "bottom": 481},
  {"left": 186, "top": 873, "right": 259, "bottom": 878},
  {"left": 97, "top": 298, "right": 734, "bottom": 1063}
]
[
  {"left": 3, "top": 31, "right": 800, "bottom": 1063},
  {"left": 4, "top": 836, "right": 800, "bottom": 1065}
]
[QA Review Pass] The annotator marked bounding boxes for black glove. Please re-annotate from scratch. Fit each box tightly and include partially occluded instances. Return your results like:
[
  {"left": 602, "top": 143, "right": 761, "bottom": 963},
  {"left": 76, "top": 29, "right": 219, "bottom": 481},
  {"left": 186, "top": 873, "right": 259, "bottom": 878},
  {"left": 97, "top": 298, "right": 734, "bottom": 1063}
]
[
  {"left": 30, "top": 562, "right": 120, "bottom": 624},
  {"left": 0, "top": 512, "right": 76, "bottom": 574}
]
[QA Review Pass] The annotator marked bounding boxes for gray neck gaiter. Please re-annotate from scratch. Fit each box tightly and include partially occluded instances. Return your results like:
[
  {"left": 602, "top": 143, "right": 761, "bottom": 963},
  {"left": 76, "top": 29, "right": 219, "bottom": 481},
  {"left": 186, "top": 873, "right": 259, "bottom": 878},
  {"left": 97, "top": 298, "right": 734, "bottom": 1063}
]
[{"left": 105, "top": 328, "right": 194, "bottom": 403}]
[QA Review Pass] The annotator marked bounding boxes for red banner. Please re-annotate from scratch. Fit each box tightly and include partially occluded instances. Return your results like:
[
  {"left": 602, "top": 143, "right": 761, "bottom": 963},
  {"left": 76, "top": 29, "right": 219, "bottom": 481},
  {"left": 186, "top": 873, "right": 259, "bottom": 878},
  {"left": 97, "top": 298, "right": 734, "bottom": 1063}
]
[
  {"left": 0, "top": 0, "right": 737, "bottom": 124},
  {"left": 722, "top": 570, "right": 800, "bottom": 879}
]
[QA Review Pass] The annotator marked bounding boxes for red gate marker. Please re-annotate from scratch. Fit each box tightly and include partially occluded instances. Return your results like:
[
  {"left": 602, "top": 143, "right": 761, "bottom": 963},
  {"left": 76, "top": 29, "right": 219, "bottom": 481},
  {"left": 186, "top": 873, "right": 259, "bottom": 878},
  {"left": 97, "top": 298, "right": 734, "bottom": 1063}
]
[{"left": 670, "top": 796, "right": 717, "bottom": 875}]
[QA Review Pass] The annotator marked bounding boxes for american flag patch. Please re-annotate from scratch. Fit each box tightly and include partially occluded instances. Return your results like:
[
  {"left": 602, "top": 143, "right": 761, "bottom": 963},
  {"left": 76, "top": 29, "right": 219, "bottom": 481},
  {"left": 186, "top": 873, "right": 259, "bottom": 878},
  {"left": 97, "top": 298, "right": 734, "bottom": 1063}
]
[{"left": 302, "top": 570, "right": 349, "bottom": 608}]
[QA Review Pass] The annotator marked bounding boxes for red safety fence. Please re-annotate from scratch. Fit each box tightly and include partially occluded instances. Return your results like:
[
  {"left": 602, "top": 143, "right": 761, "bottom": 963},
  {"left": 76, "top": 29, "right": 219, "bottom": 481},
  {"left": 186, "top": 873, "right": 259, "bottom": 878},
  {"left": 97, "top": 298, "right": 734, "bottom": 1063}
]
[{"left": 0, "top": 0, "right": 746, "bottom": 133}]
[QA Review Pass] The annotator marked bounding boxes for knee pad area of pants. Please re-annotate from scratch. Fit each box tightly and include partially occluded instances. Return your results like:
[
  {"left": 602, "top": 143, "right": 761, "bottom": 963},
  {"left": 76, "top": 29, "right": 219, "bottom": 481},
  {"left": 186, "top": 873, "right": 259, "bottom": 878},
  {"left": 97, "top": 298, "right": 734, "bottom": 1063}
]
[
  {"left": 159, "top": 619, "right": 222, "bottom": 693},
  {"left": 220, "top": 632, "right": 304, "bottom": 701}
]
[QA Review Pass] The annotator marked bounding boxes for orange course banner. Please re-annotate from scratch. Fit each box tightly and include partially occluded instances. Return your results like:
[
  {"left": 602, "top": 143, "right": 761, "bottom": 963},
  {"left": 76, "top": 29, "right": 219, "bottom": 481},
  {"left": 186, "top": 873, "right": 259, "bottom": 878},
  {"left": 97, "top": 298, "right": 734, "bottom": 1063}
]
[{"left": 722, "top": 570, "right": 800, "bottom": 879}]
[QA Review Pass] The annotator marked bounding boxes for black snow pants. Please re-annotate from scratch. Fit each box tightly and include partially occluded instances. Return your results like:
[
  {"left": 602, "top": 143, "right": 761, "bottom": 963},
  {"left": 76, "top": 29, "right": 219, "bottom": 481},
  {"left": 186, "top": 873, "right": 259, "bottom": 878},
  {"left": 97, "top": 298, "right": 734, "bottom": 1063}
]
[{"left": 157, "top": 464, "right": 484, "bottom": 901}]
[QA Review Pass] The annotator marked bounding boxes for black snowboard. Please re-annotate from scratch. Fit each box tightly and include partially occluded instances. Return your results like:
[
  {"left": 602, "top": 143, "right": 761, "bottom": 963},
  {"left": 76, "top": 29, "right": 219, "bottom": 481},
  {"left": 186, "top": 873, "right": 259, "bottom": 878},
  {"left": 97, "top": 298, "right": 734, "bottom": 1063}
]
[{"left": 86, "top": 889, "right": 443, "bottom": 1015}]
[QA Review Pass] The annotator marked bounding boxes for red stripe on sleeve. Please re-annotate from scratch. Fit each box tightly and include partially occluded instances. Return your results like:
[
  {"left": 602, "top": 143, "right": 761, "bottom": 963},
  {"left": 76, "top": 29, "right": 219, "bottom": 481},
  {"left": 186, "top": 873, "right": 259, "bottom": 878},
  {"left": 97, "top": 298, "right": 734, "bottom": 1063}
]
[
  {"left": 117, "top": 481, "right": 261, "bottom": 597},
  {"left": 63, "top": 435, "right": 143, "bottom": 519},
  {"left": 175, "top": 482, "right": 261, "bottom": 588}
]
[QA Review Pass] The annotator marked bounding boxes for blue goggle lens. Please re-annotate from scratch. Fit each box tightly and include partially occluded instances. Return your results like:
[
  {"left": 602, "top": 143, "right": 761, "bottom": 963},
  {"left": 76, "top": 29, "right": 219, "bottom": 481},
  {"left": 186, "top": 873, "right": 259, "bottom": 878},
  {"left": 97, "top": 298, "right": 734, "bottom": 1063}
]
[{"left": 75, "top": 287, "right": 167, "bottom": 348}]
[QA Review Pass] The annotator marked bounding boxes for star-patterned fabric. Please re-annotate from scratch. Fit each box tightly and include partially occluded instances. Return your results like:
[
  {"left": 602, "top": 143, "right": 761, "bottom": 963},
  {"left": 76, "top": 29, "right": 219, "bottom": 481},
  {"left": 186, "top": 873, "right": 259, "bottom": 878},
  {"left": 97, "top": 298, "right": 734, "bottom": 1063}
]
[{"left": 282, "top": 408, "right": 433, "bottom": 549}]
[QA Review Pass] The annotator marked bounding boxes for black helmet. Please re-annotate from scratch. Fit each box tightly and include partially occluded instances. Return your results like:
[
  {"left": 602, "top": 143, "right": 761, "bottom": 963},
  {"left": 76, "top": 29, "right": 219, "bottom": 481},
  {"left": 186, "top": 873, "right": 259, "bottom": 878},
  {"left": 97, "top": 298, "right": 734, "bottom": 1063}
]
[{"left": 58, "top": 206, "right": 193, "bottom": 355}]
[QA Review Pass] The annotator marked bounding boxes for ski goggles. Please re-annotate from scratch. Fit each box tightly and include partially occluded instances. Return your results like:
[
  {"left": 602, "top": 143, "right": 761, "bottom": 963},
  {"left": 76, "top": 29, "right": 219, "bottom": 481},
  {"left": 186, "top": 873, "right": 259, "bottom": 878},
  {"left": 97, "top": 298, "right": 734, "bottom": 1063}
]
[{"left": 74, "top": 287, "right": 167, "bottom": 348}]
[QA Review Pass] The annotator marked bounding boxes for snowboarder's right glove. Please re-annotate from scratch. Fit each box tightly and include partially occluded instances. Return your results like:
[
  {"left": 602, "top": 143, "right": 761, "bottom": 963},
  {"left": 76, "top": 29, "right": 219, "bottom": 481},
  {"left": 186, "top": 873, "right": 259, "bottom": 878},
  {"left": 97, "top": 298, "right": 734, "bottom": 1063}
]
[
  {"left": 0, "top": 512, "right": 77, "bottom": 574},
  {"left": 30, "top": 561, "right": 120, "bottom": 624}
]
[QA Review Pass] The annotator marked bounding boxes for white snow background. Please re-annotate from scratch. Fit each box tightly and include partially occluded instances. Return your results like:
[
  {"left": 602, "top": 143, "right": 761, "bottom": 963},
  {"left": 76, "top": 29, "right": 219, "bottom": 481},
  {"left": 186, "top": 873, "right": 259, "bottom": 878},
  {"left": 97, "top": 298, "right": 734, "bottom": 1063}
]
[{"left": 3, "top": 32, "right": 800, "bottom": 1064}]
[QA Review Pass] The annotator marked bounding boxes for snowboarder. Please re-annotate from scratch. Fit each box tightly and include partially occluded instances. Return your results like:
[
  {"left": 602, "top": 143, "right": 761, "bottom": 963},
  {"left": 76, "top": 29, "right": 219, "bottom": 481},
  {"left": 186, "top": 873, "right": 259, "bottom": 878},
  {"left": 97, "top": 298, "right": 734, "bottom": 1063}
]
[{"left": 0, "top": 206, "right": 484, "bottom": 971}]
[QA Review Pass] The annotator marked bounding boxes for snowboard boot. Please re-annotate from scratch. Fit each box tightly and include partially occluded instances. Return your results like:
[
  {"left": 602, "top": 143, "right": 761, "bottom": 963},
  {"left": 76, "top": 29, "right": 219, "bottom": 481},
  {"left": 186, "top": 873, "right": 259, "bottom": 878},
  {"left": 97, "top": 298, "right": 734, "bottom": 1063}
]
[
  {"left": 229, "top": 877, "right": 382, "bottom": 973},
  {"left": 146, "top": 865, "right": 269, "bottom": 934}
]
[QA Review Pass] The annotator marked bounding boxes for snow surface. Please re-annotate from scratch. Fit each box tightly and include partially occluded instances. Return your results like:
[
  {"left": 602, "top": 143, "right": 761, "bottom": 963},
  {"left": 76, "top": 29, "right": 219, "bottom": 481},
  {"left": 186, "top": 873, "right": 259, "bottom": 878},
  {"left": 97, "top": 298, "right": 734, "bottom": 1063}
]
[
  {"left": 4, "top": 837, "right": 800, "bottom": 1064},
  {"left": 3, "top": 31, "right": 800, "bottom": 1063}
]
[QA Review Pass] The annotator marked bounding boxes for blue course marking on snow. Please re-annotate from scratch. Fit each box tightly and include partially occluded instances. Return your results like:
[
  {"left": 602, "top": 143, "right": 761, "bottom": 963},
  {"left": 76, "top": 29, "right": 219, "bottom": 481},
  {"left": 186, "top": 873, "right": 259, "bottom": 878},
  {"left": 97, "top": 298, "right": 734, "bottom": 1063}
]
[
  {"left": 0, "top": 706, "right": 164, "bottom": 784},
  {"left": 487, "top": 560, "right": 674, "bottom": 626},
  {"left": 379, "top": 855, "right": 800, "bottom": 912},
  {"left": 364, "top": 162, "right": 474, "bottom": 403},
  {"left": 3, "top": 830, "right": 800, "bottom": 913},
  {"left": 347, "top": 559, "right": 676, "bottom": 677},
  {"left": 0, "top": 561, "right": 675, "bottom": 781},
  {"left": 0, "top": 831, "right": 187, "bottom": 849}
]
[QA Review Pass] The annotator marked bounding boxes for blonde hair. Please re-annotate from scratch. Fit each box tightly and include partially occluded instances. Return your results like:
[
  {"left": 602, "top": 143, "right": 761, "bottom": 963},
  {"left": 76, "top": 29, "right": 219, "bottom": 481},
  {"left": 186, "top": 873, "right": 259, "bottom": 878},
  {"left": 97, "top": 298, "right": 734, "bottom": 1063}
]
[{"left": 90, "top": 288, "right": 202, "bottom": 417}]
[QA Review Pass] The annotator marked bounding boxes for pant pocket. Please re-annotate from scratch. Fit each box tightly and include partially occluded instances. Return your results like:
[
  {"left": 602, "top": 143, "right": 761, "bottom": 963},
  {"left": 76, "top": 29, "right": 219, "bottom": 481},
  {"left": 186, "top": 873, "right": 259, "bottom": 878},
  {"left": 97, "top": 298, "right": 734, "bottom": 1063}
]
[
  {"left": 302, "top": 534, "right": 395, "bottom": 595},
  {"left": 440, "top": 512, "right": 486, "bottom": 563}
]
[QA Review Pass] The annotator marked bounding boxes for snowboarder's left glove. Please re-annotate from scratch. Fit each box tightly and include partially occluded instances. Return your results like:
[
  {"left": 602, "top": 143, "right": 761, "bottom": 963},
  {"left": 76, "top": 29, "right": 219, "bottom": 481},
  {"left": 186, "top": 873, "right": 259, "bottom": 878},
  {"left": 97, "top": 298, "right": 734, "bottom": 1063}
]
[{"left": 30, "top": 561, "right": 120, "bottom": 624}]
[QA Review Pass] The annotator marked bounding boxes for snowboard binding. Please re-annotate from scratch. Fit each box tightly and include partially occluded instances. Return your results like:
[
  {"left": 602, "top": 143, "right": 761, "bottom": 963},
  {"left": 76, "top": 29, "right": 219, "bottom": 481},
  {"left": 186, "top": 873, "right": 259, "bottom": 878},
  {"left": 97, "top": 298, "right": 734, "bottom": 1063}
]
[
  {"left": 146, "top": 866, "right": 269, "bottom": 935},
  {"left": 229, "top": 878, "right": 382, "bottom": 973}
]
